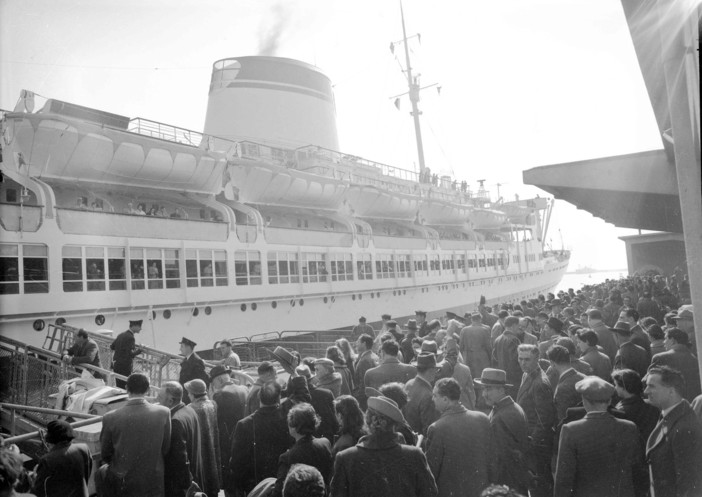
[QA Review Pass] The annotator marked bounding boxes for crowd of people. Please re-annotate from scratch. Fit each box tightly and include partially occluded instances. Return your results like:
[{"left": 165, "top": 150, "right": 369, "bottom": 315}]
[{"left": 1, "top": 276, "right": 702, "bottom": 497}]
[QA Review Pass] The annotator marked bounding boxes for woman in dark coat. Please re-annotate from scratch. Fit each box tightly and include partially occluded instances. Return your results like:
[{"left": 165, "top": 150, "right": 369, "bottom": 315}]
[
  {"left": 272, "top": 403, "right": 333, "bottom": 497},
  {"left": 332, "top": 395, "right": 368, "bottom": 457},
  {"left": 185, "top": 379, "right": 221, "bottom": 497}
]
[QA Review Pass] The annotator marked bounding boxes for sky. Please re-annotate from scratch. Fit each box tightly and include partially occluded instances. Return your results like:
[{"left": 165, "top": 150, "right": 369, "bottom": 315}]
[{"left": 0, "top": 0, "right": 664, "bottom": 270}]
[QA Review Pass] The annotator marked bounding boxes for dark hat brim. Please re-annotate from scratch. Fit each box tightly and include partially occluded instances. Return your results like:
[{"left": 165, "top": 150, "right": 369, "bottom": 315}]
[
  {"left": 474, "top": 378, "right": 513, "bottom": 388},
  {"left": 267, "top": 348, "right": 298, "bottom": 375}
]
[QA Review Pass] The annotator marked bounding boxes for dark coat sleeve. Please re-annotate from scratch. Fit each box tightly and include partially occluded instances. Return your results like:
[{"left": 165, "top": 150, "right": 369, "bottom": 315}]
[
  {"left": 70, "top": 340, "right": 99, "bottom": 366},
  {"left": 228, "top": 419, "right": 253, "bottom": 492},
  {"left": 165, "top": 417, "right": 192, "bottom": 493}
]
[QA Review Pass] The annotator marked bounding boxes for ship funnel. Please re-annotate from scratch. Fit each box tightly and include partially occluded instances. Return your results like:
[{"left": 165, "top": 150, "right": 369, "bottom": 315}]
[{"left": 203, "top": 56, "right": 339, "bottom": 151}]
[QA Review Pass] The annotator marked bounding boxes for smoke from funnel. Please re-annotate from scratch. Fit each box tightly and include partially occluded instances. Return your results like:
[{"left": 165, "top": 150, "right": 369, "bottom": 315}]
[{"left": 258, "top": 3, "right": 288, "bottom": 56}]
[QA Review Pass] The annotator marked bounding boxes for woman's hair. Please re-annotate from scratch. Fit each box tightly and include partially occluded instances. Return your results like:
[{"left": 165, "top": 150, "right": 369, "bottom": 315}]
[
  {"left": 0, "top": 448, "right": 25, "bottom": 493},
  {"left": 612, "top": 369, "right": 644, "bottom": 396},
  {"left": 365, "top": 407, "right": 395, "bottom": 435},
  {"left": 335, "top": 338, "right": 356, "bottom": 364},
  {"left": 378, "top": 383, "right": 408, "bottom": 410},
  {"left": 326, "top": 346, "right": 346, "bottom": 366},
  {"left": 334, "top": 395, "right": 367, "bottom": 439},
  {"left": 287, "top": 403, "right": 320, "bottom": 436}
]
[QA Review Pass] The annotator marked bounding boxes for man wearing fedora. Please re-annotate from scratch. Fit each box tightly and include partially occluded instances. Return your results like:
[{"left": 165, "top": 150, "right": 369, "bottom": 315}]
[
  {"left": 672, "top": 304, "right": 695, "bottom": 348},
  {"left": 401, "top": 319, "right": 420, "bottom": 364},
  {"left": 296, "top": 365, "right": 339, "bottom": 442},
  {"left": 404, "top": 353, "right": 441, "bottom": 438},
  {"left": 246, "top": 361, "right": 277, "bottom": 416},
  {"left": 426, "top": 378, "right": 490, "bottom": 497},
  {"left": 110, "top": 319, "right": 143, "bottom": 389},
  {"left": 178, "top": 337, "right": 208, "bottom": 405},
  {"left": 477, "top": 368, "right": 530, "bottom": 495},
  {"left": 649, "top": 327, "right": 701, "bottom": 401},
  {"left": 611, "top": 321, "right": 649, "bottom": 377},
  {"left": 184, "top": 379, "right": 221, "bottom": 497},
  {"left": 547, "top": 345, "right": 587, "bottom": 427},
  {"left": 156, "top": 381, "right": 201, "bottom": 497},
  {"left": 555, "top": 376, "right": 647, "bottom": 497},
  {"left": 32, "top": 420, "right": 92, "bottom": 497},
  {"left": 98, "top": 373, "right": 171, "bottom": 497},
  {"left": 330, "top": 395, "right": 438, "bottom": 497},
  {"left": 210, "top": 366, "right": 247, "bottom": 496},
  {"left": 459, "top": 313, "right": 492, "bottom": 379}
]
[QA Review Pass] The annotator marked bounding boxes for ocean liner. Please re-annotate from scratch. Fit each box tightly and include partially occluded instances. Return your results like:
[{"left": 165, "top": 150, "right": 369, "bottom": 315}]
[{"left": 0, "top": 42, "right": 569, "bottom": 352}]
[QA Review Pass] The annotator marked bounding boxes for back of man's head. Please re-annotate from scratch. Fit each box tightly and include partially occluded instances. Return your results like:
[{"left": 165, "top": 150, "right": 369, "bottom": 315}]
[
  {"left": 162, "top": 380, "right": 183, "bottom": 404},
  {"left": 504, "top": 316, "right": 520, "bottom": 329},
  {"left": 498, "top": 310, "right": 509, "bottom": 320},
  {"left": 380, "top": 339, "right": 400, "bottom": 357},
  {"left": 358, "top": 334, "right": 374, "bottom": 350},
  {"left": 126, "top": 373, "right": 150, "bottom": 395},
  {"left": 666, "top": 327, "right": 689, "bottom": 346},
  {"left": 260, "top": 380, "right": 282, "bottom": 406},
  {"left": 258, "top": 361, "right": 276, "bottom": 377},
  {"left": 547, "top": 345, "right": 571, "bottom": 365},
  {"left": 283, "top": 463, "right": 325, "bottom": 497},
  {"left": 587, "top": 309, "right": 603, "bottom": 322}
]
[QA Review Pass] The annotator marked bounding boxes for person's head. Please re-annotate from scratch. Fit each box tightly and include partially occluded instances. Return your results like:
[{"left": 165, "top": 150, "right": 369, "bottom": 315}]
[
  {"left": 313, "top": 358, "right": 334, "bottom": 377},
  {"left": 380, "top": 339, "right": 400, "bottom": 359},
  {"left": 334, "top": 395, "right": 366, "bottom": 437},
  {"left": 378, "top": 382, "right": 408, "bottom": 410},
  {"left": 432, "top": 377, "right": 461, "bottom": 412},
  {"left": 126, "top": 373, "right": 150, "bottom": 397},
  {"left": 575, "top": 329, "right": 598, "bottom": 354},
  {"left": 365, "top": 397, "right": 404, "bottom": 435},
  {"left": 673, "top": 306, "right": 694, "bottom": 335},
  {"left": 619, "top": 308, "right": 639, "bottom": 325},
  {"left": 283, "top": 464, "right": 325, "bottom": 497},
  {"left": 179, "top": 337, "right": 195, "bottom": 356},
  {"left": 356, "top": 334, "right": 373, "bottom": 353},
  {"left": 157, "top": 381, "right": 183, "bottom": 408},
  {"left": 257, "top": 361, "right": 277, "bottom": 382},
  {"left": 75, "top": 328, "right": 89, "bottom": 345},
  {"left": 622, "top": 296, "right": 631, "bottom": 307},
  {"left": 546, "top": 345, "right": 571, "bottom": 369},
  {"left": 640, "top": 317, "right": 658, "bottom": 330},
  {"left": 335, "top": 338, "right": 354, "bottom": 360},
  {"left": 612, "top": 369, "right": 643, "bottom": 399},
  {"left": 471, "top": 313, "right": 482, "bottom": 324},
  {"left": 381, "top": 313, "right": 391, "bottom": 324},
  {"left": 664, "top": 327, "right": 689, "bottom": 350},
  {"left": 0, "top": 448, "right": 26, "bottom": 494},
  {"left": 504, "top": 316, "right": 520, "bottom": 332},
  {"left": 218, "top": 339, "right": 232, "bottom": 357},
  {"left": 517, "top": 344, "right": 540, "bottom": 373},
  {"left": 555, "top": 337, "right": 576, "bottom": 357},
  {"left": 260, "top": 380, "right": 282, "bottom": 406},
  {"left": 325, "top": 346, "right": 346, "bottom": 366},
  {"left": 359, "top": 316, "right": 367, "bottom": 324},
  {"left": 416, "top": 353, "right": 438, "bottom": 382},
  {"left": 518, "top": 317, "right": 533, "bottom": 334},
  {"left": 287, "top": 402, "right": 319, "bottom": 438},
  {"left": 645, "top": 366, "right": 686, "bottom": 409},
  {"left": 576, "top": 376, "right": 614, "bottom": 412},
  {"left": 647, "top": 324, "right": 665, "bottom": 341},
  {"left": 128, "top": 319, "right": 142, "bottom": 333},
  {"left": 498, "top": 310, "right": 509, "bottom": 322},
  {"left": 482, "top": 383, "right": 507, "bottom": 406},
  {"left": 587, "top": 309, "right": 603, "bottom": 324}
]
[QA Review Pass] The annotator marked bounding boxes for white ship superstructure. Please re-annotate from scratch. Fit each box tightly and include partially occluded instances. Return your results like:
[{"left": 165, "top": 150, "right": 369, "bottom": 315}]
[{"left": 0, "top": 56, "right": 569, "bottom": 354}]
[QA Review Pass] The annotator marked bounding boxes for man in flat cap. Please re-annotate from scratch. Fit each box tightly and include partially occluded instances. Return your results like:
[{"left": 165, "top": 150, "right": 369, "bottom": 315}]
[
  {"left": 178, "top": 337, "right": 208, "bottom": 404},
  {"left": 110, "top": 320, "right": 143, "bottom": 388},
  {"left": 330, "top": 396, "right": 438, "bottom": 497},
  {"left": 554, "top": 376, "right": 647, "bottom": 497}
]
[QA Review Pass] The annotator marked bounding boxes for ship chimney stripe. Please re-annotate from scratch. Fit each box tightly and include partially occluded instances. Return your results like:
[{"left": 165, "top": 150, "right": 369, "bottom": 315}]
[{"left": 218, "top": 81, "right": 333, "bottom": 103}]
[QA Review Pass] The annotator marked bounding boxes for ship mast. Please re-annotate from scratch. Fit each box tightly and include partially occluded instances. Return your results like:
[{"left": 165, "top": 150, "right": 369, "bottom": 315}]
[{"left": 399, "top": 2, "right": 426, "bottom": 176}]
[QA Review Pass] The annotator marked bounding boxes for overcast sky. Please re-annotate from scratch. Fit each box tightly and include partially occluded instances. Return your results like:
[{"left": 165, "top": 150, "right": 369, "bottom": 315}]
[{"left": 1, "top": 0, "right": 663, "bottom": 270}]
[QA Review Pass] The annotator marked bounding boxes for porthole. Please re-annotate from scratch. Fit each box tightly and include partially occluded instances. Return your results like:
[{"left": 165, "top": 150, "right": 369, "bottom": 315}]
[
  {"left": 370, "top": 293, "right": 374, "bottom": 299},
  {"left": 55, "top": 317, "right": 66, "bottom": 326},
  {"left": 205, "top": 306, "right": 212, "bottom": 315},
  {"left": 251, "top": 303, "right": 257, "bottom": 311},
  {"left": 290, "top": 299, "right": 296, "bottom": 307},
  {"left": 272, "top": 301, "right": 277, "bottom": 309},
  {"left": 324, "top": 297, "right": 328, "bottom": 304},
  {"left": 95, "top": 315, "right": 105, "bottom": 326},
  {"left": 33, "top": 319, "right": 45, "bottom": 331},
  {"left": 358, "top": 294, "right": 362, "bottom": 300},
  {"left": 352, "top": 294, "right": 356, "bottom": 301},
  {"left": 163, "top": 310, "right": 172, "bottom": 319},
  {"left": 152, "top": 310, "right": 157, "bottom": 320},
  {"left": 192, "top": 307, "right": 199, "bottom": 317},
  {"left": 240, "top": 304, "right": 247, "bottom": 312},
  {"left": 299, "top": 299, "right": 304, "bottom": 306},
  {"left": 376, "top": 292, "right": 380, "bottom": 298},
  {"left": 331, "top": 296, "right": 335, "bottom": 303}
]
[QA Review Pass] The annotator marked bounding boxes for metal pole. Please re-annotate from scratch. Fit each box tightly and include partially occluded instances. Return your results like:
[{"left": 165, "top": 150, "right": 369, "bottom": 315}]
[
  {"left": 3, "top": 415, "right": 103, "bottom": 445},
  {"left": 400, "top": 1, "right": 426, "bottom": 175},
  {"left": 1, "top": 403, "right": 100, "bottom": 419},
  {"left": 658, "top": 0, "right": 702, "bottom": 382}
]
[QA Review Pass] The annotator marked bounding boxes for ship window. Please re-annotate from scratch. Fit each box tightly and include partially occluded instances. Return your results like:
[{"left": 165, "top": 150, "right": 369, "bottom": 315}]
[
  {"left": 187, "top": 249, "right": 226, "bottom": 287},
  {"left": 413, "top": 256, "right": 428, "bottom": 277},
  {"left": 468, "top": 255, "right": 477, "bottom": 269},
  {"left": 146, "top": 248, "right": 164, "bottom": 289},
  {"left": 235, "top": 250, "right": 261, "bottom": 286},
  {"left": 63, "top": 246, "right": 84, "bottom": 292},
  {"left": 86, "top": 247, "right": 106, "bottom": 291},
  {"left": 0, "top": 244, "right": 19, "bottom": 294},
  {"left": 397, "top": 254, "right": 411, "bottom": 278},
  {"left": 330, "top": 254, "right": 353, "bottom": 282},
  {"left": 267, "top": 252, "right": 299, "bottom": 285},
  {"left": 429, "top": 255, "right": 441, "bottom": 274},
  {"left": 302, "top": 252, "right": 327, "bottom": 283},
  {"left": 375, "top": 254, "right": 395, "bottom": 279},
  {"left": 164, "top": 249, "right": 181, "bottom": 288},
  {"left": 108, "top": 248, "right": 126, "bottom": 290},
  {"left": 130, "top": 248, "right": 146, "bottom": 290},
  {"left": 457, "top": 254, "right": 467, "bottom": 273},
  {"left": 479, "top": 256, "right": 486, "bottom": 268},
  {"left": 357, "top": 254, "right": 372, "bottom": 280}
]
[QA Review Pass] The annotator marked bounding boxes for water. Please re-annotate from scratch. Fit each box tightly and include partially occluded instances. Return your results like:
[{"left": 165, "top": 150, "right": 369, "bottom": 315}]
[{"left": 556, "top": 270, "right": 628, "bottom": 293}]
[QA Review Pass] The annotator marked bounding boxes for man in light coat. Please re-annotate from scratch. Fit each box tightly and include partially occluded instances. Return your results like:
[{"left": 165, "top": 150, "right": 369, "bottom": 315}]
[
  {"left": 458, "top": 313, "right": 492, "bottom": 378},
  {"left": 364, "top": 339, "right": 417, "bottom": 390},
  {"left": 425, "top": 378, "right": 492, "bottom": 497},
  {"left": 353, "top": 334, "right": 379, "bottom": 409},
  {"left": 98, "top": 373, "right": 171, "bottom": 497}
]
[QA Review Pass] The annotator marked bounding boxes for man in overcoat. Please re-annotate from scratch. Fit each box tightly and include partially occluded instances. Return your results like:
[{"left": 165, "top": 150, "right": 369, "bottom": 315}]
[
  {"left": 353, "top": 334, "right": 378, "bottom": 409},
  {"left": 98, "top": 373, "right": 171, "bottom": 497},
  {"left": 425, "top": 378, "right": 491, "bottom": 497},
  {"left": 554, "top": 376, "right": 648, "bottom": 497},
  {"left": 403, "top": 353, "right": 440, "bottom": 437},
  {"left": 364, "top": 339, "right": 417, "bottom": 390},
  {"left": 110, "top": 320, "right": 143, "bottom": 388},
  {"left": 649, "top": 328, "right": 701, "bottom": 401},
  {"left": 644, "top": 366, "right": 702, "bottom": 497},
  {"left": 458, "top": 313, "right": 491, "bottom": 378}
]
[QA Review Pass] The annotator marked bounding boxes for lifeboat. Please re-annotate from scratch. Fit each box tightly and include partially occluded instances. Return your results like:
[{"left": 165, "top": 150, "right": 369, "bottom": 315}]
[
  {"left": 418, "top": 195, "right": 473, "bottom": 226},
  {"left": 470, "top": 207, "right": 507, "bottom": 228},
  {"left": 344, "top": 183, "right": 420, "bottom": 220},
  {"left": 4, "top": 96, "right": 227, "bottom": 195}
]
